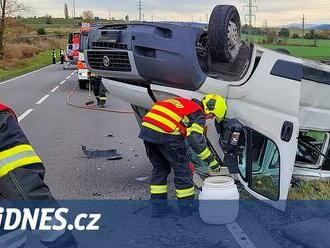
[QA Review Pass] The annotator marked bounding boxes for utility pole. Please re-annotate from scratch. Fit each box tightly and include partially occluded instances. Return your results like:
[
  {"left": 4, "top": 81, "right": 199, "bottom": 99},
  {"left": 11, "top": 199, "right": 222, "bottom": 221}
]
[
  {"left": 108, "top": 11, "right": 111, "bottom": 21},
  {"left": 138, "top": 0, "right": 142, "bottom": 21},
  {"left": 244, "top": 0, "right": 258, "bottom": 42},
  {"left": 72, "top": 0, "right": 76, "bottom": 18},
  {"left": 151, "top": 14, "right": 154, "bottom": 22},
  {"left": 302, "top": 14, "right": 306, "bottom": 39},
  {"left": 64, "top": 4, "right": 69, "bottom": 19},
  {"left": 205, "top": 14, "right": 209, "bottom": 23}
]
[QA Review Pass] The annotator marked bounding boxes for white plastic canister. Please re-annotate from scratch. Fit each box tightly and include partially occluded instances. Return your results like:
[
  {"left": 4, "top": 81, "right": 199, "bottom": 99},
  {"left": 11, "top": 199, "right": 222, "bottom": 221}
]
[{"left": 199, "top": 176, "right": 239, "bottom": 225}]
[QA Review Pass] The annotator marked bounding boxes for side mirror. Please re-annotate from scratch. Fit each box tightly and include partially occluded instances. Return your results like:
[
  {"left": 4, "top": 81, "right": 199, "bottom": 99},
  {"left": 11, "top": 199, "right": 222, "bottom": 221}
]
[{"left": 216, "top": 118, "right": 244, "bottom": 173}]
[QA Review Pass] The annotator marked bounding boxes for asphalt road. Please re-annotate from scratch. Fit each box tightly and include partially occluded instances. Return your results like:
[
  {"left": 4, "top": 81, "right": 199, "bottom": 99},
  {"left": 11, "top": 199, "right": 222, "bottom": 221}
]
[
  {"left": 0, "top": 64, "right": 150, "bottom": 200},
  {"left": 0, "top": 64, "right": 302, "bottom": 248}
]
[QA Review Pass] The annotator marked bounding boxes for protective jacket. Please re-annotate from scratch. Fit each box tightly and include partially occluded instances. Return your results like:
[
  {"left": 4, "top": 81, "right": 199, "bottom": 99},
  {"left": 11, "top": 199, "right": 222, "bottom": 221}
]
[
  {"left": 0, "top": 104, "right": 43, "bottom": 178},
  {"left": 139, "top": 98, "right": 219, "bottom": 168},
  {"left": 0, "top": 103, "right": 77, "bottom": 247}
]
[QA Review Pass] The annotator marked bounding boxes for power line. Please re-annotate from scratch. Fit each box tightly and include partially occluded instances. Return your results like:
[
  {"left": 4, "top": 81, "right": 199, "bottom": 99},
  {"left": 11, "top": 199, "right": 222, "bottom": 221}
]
[
  {"left": 137, "top": 0, "right": 142, "bottom": 21},
  {"left": 244, "top": 0, "right": 258, "bottom": 40},
  {"left": 72, "top": 0, "right": 76, "bottom": 18}
]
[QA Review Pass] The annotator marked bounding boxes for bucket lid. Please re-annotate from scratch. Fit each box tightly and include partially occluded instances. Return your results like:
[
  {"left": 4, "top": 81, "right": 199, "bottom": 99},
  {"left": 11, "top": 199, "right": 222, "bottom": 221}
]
[{"left": 204, "top": 176, "right": 235, "bottom": 188}]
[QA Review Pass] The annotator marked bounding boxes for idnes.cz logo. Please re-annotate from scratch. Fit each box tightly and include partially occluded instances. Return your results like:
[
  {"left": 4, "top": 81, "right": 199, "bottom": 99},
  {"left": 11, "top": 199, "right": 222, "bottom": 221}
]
[{"left": 0, "top": 207, "right": 101, "bottom": 231}]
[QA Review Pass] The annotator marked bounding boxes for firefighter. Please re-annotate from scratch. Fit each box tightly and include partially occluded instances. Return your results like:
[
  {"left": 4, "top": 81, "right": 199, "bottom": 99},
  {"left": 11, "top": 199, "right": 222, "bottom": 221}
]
[
  {"left": 51, "top": 48, "right": 56, "bottom": 64},
  {"left": 91, "top": 75, "right": 107, "bottom": 106},
  {"left": 139, "top": 94, "right": 227, "bottom": 217},
  {"left": 59, "top": 49, "right": 65, "bottom": 64},
  {"left": 0, "top": 102, "right": 77, "bottom": 247}
]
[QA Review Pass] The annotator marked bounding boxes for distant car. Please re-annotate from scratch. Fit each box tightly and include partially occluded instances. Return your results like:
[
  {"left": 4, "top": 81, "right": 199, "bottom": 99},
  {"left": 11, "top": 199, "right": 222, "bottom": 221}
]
[{"left": 85, "top": 5, "right": 330, "bottom": 209}]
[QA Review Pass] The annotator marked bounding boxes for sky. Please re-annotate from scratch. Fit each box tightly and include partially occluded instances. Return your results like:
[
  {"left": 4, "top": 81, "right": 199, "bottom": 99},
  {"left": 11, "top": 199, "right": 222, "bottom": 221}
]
[{"left": 24, "top": 0, "right": 330, "bottom": 26}]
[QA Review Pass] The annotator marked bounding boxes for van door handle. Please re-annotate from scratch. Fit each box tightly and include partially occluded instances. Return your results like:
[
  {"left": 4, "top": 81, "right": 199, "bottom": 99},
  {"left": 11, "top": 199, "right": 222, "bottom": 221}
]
[{"left": 281, "top": 121, "right": 294, "bottom": 142}]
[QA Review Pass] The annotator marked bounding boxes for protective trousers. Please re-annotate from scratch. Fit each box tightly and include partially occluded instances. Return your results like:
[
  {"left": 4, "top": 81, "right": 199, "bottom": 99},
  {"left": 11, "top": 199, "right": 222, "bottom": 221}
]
[
  {"left": 92, "top": 78, "right": 107, "bottom": 106},
  {"left": 144, "top": 141, "right": 195, "bottom": 200}
]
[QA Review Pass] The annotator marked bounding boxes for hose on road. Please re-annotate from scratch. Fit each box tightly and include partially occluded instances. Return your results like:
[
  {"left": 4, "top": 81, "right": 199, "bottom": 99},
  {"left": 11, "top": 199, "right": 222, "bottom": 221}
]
[{"left": 66, "top": 82, "right": 134, "bottom": 114}]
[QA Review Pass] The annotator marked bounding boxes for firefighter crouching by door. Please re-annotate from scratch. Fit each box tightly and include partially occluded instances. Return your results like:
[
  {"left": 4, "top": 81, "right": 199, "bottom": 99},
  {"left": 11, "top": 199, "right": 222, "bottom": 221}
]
[
  {"left": 91, "top": 75, "right": 107, "bottom": 106},
  {"left": 0, "top": 102, "right": 77, "bottom": 247},
  {"left": 139, "top": 94, "right": 227, "bottom": 217}
]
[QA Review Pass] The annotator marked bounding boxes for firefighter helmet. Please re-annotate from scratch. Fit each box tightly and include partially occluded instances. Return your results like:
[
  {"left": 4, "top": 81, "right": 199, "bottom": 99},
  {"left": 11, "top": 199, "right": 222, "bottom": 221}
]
[{"left": 202, "top": 94, "right": 227, "bottom": 121}]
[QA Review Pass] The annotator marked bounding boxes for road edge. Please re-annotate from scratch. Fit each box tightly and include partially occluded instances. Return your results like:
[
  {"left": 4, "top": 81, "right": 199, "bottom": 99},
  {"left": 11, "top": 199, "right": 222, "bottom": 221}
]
[{"left": 0, "top": 63, "right": 56, "bottom": 86}]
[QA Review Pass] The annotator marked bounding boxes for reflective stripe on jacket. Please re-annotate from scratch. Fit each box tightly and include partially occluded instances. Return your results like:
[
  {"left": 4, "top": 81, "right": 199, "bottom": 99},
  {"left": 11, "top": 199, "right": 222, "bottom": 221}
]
[
  {"left": 142, "top": 98, "right": 202, "bottom": 136},
  {"left": 0, "top": 104, "right": 43, "bottom": 177},
  {"left": 140, "top": 98, "right": 219, "bottom": 167}
]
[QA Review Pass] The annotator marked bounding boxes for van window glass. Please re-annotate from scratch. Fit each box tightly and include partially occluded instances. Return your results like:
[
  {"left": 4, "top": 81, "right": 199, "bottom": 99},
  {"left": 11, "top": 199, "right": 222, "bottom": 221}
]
[
  {"left": 80, "top": 34, "right": 89, "bottom": 52},
  {"left": 250, "top": 131, "right": 280, "bottom": 200},
  {"left": 296, "top": 131, "right": 326, "bottom": 165},
  {"left": 323, "top": 146, "right": 330, "bottom": 170},
  {"left": 238, "top": 131, "right": 247, "bottom": 180}
]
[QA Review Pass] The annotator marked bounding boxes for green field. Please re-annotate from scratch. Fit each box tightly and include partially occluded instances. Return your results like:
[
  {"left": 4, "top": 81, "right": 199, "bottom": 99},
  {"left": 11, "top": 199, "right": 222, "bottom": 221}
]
[
  {"left": 0, "top": 50, "right": 54, "bottom": 82},
  {"left": 243, "top": 34, "right": 330, "bottom": 60}
]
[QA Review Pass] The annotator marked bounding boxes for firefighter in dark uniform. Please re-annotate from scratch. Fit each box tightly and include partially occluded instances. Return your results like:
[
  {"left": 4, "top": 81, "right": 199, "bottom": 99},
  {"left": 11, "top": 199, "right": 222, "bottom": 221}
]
[
  {"left": 0, "top": 102, "right": 77, "bottom": 247},
  {"left": 91, "top": 75, "right": 107, "bottom": 106},
  {"left": 51, "top": 49, "right": 56, "bottom": 64},
  {"left": 59, "top": 49, "right": 65, "bottom": 64},
  {"left": 139, "top": 94, "right": 227, "bottom": 216}
]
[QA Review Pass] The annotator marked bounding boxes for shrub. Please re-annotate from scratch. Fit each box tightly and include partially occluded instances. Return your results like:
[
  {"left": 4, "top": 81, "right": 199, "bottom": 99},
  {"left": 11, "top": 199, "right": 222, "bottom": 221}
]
[{"left": 37, "top": 28, "right": 46, "bottom": 35}]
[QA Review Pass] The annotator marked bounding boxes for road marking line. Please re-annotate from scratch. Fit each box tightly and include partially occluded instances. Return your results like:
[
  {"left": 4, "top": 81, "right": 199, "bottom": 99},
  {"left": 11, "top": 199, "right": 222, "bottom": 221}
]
[
  {"left": 36, "top": 95, "right": 50, "bottom": 105},
  {"left": 17, "top": 109, "right": 33, "bottom": 123},
  {"left": 60, "top": 80, "right": 66, "bottom": 85},
  {"left": 70, "top": 72, "right": 75, "bottom": 76},
  {"left": 226, "top": 222, "right": 257, "bottom": 248},
  {"left": 66, "top": 76, "right": 71, "bottom": 80},
  {"left": 51, "top": 86, "right": 59, "bottom": 92},
  {"left": 0, "top": 64, "right": 55, "bottom": 86}
]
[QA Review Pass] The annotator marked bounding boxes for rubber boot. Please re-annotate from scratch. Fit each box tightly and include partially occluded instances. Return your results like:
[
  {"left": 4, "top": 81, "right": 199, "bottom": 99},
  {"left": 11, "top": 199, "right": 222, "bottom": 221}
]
[
  {"left": 178, "top": 199, "right": 198, "bottom": 218},
  {"left": 150, "top": 200, "right": 173, "bottom": 218}
]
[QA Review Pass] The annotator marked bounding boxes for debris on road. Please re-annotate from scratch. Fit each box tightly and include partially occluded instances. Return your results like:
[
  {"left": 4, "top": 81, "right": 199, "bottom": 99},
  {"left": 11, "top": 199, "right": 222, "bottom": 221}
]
[
  {"left": 135, "top": 176, "right": 149, "bottom": 182},
  {"left": 81, "top": 145, "right": 122, "bottom": 160},
  {"left": 107, "top": 134, "right": 114, "bottom": 137}
]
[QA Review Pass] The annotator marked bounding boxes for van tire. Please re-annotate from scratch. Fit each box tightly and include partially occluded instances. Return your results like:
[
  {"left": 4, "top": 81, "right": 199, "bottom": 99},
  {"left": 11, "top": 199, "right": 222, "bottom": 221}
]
[{"left": 208, "top": 5, "right": 241, "bottom": 63}]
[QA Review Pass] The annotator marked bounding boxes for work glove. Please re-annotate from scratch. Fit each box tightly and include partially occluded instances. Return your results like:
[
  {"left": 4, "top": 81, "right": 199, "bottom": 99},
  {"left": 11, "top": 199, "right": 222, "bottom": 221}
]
[{"left": 209, "top": 160, "right": 221, "bottom": 174}]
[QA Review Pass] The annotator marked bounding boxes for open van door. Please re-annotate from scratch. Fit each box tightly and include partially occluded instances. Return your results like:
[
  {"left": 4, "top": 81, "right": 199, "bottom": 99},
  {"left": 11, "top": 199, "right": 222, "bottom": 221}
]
[{"left": 223, "top": 55, "right": 302, "bottom": 210}]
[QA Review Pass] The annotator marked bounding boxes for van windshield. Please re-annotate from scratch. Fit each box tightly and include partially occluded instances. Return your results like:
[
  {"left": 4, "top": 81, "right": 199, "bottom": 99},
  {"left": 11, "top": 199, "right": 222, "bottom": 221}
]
[{"left": 79, "top": 34, "right": 89, "bottom": 52}]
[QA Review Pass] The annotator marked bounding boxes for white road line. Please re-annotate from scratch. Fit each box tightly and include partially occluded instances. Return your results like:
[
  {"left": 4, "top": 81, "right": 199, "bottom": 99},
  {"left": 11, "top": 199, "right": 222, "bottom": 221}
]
[
  {"left": 51, "top": 86, "right": 59, "bottom": 92},
  {"left": 0, "top": 64, "right": 55, "bottom": 86},
  {"left": 70, "top": 72, "right": 75, "bottom": 76},
  {"left": 59, "top": 80, "right": 66, "bottom": 85},
  {"left": 36, "top": 95, "right": 50, "bottom": 105},
  {"left": 17, "top": 109, "right": 34, "bottom": 123},
  {"left": 226, "top": 222, "right": 257, "bottom": 248},
  {"left": 66, "top": 75, "right": 71, "bottom": 80}
]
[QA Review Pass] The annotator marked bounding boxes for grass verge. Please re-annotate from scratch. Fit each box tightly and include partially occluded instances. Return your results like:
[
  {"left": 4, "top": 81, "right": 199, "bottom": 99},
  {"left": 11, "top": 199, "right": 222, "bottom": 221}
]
[
  {"left": 0, "top": 50, "right": 54, "bottom": 82},
  {"left": 289, "top": 180, "right": 330, "bottom": 200}
]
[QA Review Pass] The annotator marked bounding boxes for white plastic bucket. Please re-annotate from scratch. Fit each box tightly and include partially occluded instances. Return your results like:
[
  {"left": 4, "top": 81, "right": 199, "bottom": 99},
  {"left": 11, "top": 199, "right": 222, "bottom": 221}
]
[{"left": 199, "top": 176, "right": 239, "bottom": 225}]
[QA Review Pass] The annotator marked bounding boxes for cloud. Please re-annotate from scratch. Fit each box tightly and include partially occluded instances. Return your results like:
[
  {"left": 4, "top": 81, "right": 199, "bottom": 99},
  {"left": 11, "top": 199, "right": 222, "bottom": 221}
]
[{"left": 24, "top": 0, "right": 330, "bottom": 25}]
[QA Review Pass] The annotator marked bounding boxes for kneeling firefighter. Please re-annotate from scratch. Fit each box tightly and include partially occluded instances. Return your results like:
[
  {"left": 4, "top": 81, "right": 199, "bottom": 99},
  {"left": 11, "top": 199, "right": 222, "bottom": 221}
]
[
  {"left": 0, "top": 102, "right": 77, "bottom": 247},
  {"left": 139, "top": 95, "right": 227, "bottom": 216}
]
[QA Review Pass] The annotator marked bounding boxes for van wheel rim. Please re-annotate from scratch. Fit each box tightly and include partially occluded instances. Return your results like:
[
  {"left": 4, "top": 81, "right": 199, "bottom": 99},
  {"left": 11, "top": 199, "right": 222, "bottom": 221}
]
[{"left": 227, "top": 20, "right": 240, "bottom": 57}]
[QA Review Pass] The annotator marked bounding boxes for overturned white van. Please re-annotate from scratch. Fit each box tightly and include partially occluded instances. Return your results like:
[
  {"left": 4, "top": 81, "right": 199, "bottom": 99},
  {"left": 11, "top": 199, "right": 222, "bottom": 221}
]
[{"left": 85, "top": 5, "right": 330, "bottom": 208}]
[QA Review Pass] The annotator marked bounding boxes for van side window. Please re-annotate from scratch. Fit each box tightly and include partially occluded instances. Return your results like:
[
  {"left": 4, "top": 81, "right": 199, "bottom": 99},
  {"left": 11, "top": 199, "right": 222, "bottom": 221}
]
[
  {"left": 296, "top": 131, "right": 326, "bottom": 165},
  {"left": 238, "top": 128, "right": 280, "bottom": 200},
  {"left": 323, "top": 146, "right": 330, "bottom": 171},
  {"left": 250, "top": 131, "right": 280, "bottom": 200}
]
